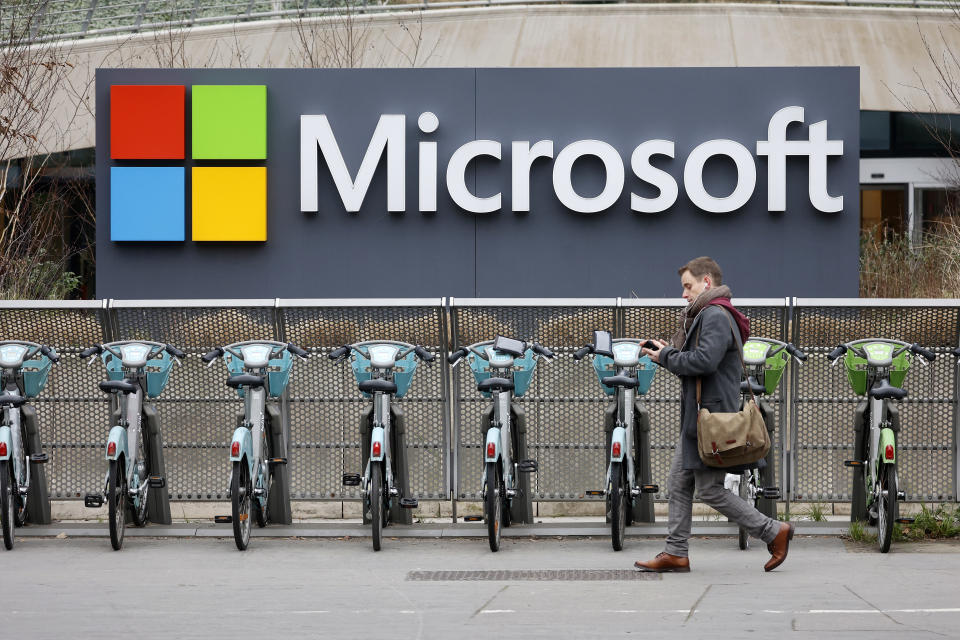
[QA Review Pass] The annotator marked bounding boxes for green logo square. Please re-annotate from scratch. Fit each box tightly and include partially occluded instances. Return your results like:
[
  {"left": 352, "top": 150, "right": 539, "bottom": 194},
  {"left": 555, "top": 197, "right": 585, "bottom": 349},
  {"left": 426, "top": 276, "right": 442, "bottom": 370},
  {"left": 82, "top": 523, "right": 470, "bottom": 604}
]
[{"left": 192, "top": 85, "right": 266, "bottom": 159}]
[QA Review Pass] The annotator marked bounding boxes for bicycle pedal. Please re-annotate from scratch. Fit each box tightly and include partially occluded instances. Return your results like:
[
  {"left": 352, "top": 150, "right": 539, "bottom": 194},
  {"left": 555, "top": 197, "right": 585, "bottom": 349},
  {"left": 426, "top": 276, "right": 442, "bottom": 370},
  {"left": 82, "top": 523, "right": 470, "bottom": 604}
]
[
  {"left": 29, "top": 453, "right": 49, "bottom": 463},
  {"left": 585, "top": 490, "right": 605, "bottom": 496},
  {"left": 342, "top": 473, "right": 361, "bottom": 486},
  {"left": 253, "top": 487, "right": 265, "bottom": 496},
  {"left": 148, "top": 476, "right": 166, "bottom": 489},
  {"left": 843, "top": 460, "right": 864, "bottom": 467},
  {"left": 895, "top": 517, "right": 915, "bottom": 524},
  {"left": 518, "top": 459, "right": 538, "bottom": 473},
  {"left": 896, "top": 490, "right": 906, "bottom": 500},
  {"left": 269, "top": 457, "right": 287, "bottom": 465},
  {"left": 462, "top": 515, "right": 483, "bottom": 522},
  {"left": 761, "top": 487, "right": 781, "bottom": 500},
  {"left": 214, "top": 515, "right": 232, "bottom": 524},
  {"left": 84, "top": 494, "right": 103, "bottom": 508},
  {"left": 630, "top": 487, "right": 641, "bottom": 497},
  {"left": 505, "top": 488, "right": 517, "bottom": 498},
  {"left": 640, "top": 484, "right": 659, "bottom": 494},
  {"left": 400, "top": 497, "right": 418, "bottom": 509}
]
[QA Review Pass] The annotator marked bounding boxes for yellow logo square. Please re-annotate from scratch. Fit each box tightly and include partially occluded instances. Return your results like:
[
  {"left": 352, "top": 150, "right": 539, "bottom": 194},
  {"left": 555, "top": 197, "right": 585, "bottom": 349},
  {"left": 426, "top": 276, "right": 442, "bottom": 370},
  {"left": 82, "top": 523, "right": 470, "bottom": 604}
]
[{"left": 192, "top": 167, "right": 266, "bottom": 241}]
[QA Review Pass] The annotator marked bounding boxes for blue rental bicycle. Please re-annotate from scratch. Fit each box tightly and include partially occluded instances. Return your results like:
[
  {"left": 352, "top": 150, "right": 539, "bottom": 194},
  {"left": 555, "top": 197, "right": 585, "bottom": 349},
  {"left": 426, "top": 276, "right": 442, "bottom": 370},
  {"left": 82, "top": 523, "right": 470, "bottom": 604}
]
[
  {"left": 82, "top": 341, "right": 184, "bottom": 550},
  {"left": 202, "top": 341, "right": 309, "bottom": 550},
  {"left": 330, "top": 341, "right": 434, "bottom": 551},
  {"left": 448, "top": 336, "right": 553, "bottom": 552},
  {"left": 574, "top": 331, "right": 659, "bottom": 551},
  {"left": 0, "top": 341, "right": 58, "bottom": 550}
]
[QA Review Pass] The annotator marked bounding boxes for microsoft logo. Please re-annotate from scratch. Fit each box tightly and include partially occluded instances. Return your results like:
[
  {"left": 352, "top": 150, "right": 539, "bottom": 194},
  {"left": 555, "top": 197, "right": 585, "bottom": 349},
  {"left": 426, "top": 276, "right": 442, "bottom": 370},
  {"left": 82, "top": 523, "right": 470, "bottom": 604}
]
[{"left": 109, "top": 84, "right": 267, "bottom": 241}]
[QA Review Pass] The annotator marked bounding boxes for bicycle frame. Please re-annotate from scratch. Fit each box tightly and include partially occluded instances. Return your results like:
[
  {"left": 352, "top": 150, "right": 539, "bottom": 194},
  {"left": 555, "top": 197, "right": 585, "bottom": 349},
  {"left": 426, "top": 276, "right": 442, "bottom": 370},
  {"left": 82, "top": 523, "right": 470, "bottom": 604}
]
[
  {"left": 484, "top": 389, "right": 514, "bottom": 494},
  {"left": 103, "top": 387, "right": 148, "bottom": 504},
  {"left": 364, "top": 390, "right": 395, "bottom": 497},
  {"left": 228, "top": 384, "right": 269, "bottom": 514}
]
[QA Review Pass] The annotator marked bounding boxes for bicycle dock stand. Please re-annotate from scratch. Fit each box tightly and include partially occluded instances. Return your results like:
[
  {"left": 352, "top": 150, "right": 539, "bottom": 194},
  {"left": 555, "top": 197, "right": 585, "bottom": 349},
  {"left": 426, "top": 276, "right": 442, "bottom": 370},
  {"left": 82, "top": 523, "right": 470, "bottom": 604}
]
[
  {"left": 265, "top": 400, "right": 292, "bottom": 525},
  {"left": 359, "top": 404, "right": 414, "bottom": 526},
  {"left": 756, "top": 398, "right": 778, "bottom": 521},
  {"left": 142, "top": 404, "right": 172, "bottom": 525},
  {"left": 21, "top": 404, "right": 51, "bottom": 525},
  {"left": 481, "top": 403, "right": 533, "bottom": 524}
]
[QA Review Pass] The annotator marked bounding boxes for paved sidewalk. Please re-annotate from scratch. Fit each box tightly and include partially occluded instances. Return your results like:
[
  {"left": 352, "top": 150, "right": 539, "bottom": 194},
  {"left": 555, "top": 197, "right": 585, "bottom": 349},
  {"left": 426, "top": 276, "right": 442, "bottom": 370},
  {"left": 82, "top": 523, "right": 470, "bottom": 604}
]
[{"left": 2, "top": 532, "right": 959, "bottom": 639}]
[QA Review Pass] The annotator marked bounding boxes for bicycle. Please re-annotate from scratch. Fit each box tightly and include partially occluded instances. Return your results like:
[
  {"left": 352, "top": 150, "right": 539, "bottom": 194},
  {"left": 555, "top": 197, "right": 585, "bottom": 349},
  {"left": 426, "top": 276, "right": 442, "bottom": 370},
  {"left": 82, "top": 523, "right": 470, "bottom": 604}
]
[
  {"left": 448, "top": 336, "right": 553, "bottom": 552},
  {"left": 724, "top": 336, "right": 806, "bottom": 550},
  {"left": 0, "top": 341, "right": 59, "bottom": 550},
  {"left": 573, "top": 331, "right": 659, "bottom": 551},
  {"left": 330, "top": 340, "right": 435, "bottom": 551},
  {"left": 827, "top": 338, "right": 936, "bottom": 553},
  {"left": 202, "top": 341, "right": 308, "bottom": 550},
  {"left": 82, "top": 340, "right": 185, "bottom": 550}
]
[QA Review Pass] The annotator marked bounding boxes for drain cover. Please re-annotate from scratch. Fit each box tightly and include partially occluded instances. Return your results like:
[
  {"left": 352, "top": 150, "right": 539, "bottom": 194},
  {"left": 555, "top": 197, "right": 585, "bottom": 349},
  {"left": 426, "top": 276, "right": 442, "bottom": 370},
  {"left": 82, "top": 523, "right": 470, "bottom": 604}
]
[{"left": 406, "top": 569, "right": 661, "bottom": 581}]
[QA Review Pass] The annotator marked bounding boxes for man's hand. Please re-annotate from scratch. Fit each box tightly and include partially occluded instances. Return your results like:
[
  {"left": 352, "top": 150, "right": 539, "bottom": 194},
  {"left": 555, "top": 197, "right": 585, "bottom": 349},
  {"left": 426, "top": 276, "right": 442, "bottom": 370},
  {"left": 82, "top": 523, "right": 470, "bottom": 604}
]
[{"left": 641, "top": 339, "right": 667, "bottom": 364}]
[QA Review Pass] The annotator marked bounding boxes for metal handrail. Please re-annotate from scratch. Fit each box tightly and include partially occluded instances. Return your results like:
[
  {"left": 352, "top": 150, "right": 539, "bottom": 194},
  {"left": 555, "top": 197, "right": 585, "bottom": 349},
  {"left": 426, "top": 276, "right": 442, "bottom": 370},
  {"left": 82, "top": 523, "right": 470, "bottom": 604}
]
[{"left": 4, "top": 0, "right": 956, "bottom": 46}]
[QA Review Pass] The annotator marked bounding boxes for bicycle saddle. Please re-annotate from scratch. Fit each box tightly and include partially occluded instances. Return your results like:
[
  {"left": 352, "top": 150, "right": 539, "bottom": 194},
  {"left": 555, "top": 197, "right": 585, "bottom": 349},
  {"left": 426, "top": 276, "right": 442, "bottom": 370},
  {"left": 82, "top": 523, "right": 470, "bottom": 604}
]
[
  {"left": 0, "top": 393, "right": 26, "bottom": 407},
  {"left": 869, "top": 379, "right": 907, "bottom": 400},
  {"left": 359, "top": 378, "right": 398, "bottom": 394},
  {"left": 601, "top": 374, "right": 640, "bottom": 389},
  {"left": 98, "top": 380, "right": 138, "bottom": 394},
  {"left": 477, "top": 377, "right": 514, "bottom": 393},
  {"left": 226, "top": 374, "right": 265, "bottom": 389},
  {"left": 740, "top": 377, "right": 766, "bottom": 394}
]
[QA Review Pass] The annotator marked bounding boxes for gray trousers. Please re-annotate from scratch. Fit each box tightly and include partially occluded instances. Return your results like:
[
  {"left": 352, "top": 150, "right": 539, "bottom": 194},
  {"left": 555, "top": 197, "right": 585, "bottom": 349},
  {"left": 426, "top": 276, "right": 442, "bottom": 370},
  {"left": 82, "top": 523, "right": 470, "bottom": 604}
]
[{"left": 665, "top": 439, "right": 780, "bottom": 557}]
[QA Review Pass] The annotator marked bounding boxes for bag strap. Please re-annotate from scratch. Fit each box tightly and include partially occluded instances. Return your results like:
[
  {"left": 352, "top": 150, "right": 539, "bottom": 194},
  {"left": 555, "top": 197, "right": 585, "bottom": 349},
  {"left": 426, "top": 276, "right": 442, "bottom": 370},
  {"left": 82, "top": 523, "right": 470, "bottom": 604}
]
[{"left": 695, "top": 307, "right": 755, "bottom": 409}]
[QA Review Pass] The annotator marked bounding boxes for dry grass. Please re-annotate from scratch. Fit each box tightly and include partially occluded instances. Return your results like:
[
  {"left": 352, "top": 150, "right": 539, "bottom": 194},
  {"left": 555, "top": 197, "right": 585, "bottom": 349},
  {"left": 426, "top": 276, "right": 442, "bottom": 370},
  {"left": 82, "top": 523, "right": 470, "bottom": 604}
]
[{"left": 859, "top": 223, "right": 960, "bottom": 298}]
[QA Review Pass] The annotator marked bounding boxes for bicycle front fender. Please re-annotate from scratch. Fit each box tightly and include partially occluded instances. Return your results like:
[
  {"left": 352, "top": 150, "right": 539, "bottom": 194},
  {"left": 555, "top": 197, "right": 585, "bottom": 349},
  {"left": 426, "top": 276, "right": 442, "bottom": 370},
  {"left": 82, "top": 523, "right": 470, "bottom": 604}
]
[
  {"left": 370, "top": 426, "right": 385, "bottom": 461},
  {"left": 230, "top": 427, "right": 253, "bottom": 472},
  {"left": 610, "top": 426, "right": 626, "bottom": 462},
  {"left": 106, "top": 426, "right": 127, "bottom": 461},
  {"left": 879, "top": 427, "right": 896, "bottom": 464},
  {"left": 484, "top": 427, "right": 501, "bottom": 463},
  {"left": 0, "top": 426, "right": 10, "bottom": 460}
]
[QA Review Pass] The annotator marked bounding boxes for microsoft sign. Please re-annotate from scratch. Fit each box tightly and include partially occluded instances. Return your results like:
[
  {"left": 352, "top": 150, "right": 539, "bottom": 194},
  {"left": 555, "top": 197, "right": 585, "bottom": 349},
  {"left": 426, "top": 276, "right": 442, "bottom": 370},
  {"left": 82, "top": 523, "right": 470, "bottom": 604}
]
[{"left": 96, "top": 68, "right": 859, "bottom": 298}]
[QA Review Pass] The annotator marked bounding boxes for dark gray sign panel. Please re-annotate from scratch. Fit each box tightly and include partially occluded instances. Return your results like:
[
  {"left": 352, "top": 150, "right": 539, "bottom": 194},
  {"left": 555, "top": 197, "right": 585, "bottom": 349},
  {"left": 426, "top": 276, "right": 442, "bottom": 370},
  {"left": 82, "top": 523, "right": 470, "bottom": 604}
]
[{"left": 95, "top": 67, "right": 859, "bottom": 299}]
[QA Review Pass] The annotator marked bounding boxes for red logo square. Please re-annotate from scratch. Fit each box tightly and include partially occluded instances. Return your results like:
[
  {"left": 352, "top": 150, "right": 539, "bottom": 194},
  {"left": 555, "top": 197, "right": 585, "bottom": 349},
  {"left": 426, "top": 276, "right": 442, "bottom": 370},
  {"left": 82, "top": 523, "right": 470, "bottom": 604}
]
[{"left": 110, "top": 85, "right": 185, "bottom": 159}]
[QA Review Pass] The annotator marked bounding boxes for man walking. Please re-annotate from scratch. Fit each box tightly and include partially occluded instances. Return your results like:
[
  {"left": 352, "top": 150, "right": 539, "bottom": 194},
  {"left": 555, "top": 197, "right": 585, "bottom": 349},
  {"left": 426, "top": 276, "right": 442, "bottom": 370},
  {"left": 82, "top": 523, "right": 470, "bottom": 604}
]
[{"left": 634, "top": 257, "right": 793, "bottom": 573}]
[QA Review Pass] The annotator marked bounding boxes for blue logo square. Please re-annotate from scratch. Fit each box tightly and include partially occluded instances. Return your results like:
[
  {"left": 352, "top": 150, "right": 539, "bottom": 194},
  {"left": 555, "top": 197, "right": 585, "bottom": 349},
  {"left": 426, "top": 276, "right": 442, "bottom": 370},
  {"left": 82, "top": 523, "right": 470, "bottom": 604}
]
[{"left": 110, "top": 167, "right": 185, "bottom": 241}]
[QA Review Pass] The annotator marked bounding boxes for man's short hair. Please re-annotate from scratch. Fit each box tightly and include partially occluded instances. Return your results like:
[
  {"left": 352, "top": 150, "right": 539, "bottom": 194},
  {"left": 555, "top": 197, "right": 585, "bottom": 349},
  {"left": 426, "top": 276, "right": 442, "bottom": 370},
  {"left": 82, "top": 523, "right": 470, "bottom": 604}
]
[{"left": 678, "top": 256, "right": 723, "bottom": 286}]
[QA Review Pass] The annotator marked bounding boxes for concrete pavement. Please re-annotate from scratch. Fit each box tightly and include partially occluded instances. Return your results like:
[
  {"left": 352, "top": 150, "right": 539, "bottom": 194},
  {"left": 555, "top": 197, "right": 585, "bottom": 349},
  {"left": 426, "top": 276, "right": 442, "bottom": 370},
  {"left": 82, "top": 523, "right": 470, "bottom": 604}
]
[{"left": 1, "top": 531, "right": 958, "bottom": 639}]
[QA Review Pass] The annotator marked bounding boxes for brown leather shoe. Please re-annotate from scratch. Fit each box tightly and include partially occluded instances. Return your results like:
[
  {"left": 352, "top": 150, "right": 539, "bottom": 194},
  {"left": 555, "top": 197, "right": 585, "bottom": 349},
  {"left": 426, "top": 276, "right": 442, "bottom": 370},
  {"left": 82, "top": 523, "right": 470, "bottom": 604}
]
[
  {"left": 634, "top": 552, "right": 690, "bottom": 573},
  {"left": 764, "top": 523, "right": 795, "bottom": 572}
]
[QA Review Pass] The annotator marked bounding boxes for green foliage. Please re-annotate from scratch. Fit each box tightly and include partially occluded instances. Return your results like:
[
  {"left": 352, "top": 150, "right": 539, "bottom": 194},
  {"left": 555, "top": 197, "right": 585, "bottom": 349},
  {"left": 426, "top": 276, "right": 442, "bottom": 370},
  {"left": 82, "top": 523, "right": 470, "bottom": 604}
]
[
  {"left": 0, "top": 249, "right": 80, "bottom": 300},
  {"left": 897, "top": 504, "right": 960, "bottom": 540},
  {"left": 847, "top": 520, "right": 876, "bottom": 543},
  {"left": 803, "top": 502, "right": 828, "bottom": 522}
]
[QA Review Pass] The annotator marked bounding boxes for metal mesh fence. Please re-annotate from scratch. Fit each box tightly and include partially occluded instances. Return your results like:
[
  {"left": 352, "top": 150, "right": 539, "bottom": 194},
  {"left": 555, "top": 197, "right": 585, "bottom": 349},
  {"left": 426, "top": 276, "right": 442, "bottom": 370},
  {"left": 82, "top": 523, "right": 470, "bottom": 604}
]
[
  {"left": 2, "top": 299, "right": 957, "bottom": 505},
  {"left": 0, "top": 303, "right": 109, "bottom": 498},
  {"left": 791, "top": 301, "right": 959, "bottom": 501},
  {"left": 621, "top": 300, "right": 788, "bottom": 500},
  {"left": 280, "top": 301, "right": 448, "bottom": 500},
  {"left": 451, "top": 301, "right": 619, "bottom": 500},
  {"left": 112, "top": 302, "right": 278, "bottom": 500}
]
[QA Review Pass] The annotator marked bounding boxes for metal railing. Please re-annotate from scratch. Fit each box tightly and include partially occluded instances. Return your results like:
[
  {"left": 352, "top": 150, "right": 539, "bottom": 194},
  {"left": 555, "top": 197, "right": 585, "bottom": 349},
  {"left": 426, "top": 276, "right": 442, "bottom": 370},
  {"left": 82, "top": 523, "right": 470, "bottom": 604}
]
[
  {"left": 0, "top": 297, "right": 957, "bottom": 507},
  {"left": 4, "top": 0, "right": 956, "bottom": 45}
]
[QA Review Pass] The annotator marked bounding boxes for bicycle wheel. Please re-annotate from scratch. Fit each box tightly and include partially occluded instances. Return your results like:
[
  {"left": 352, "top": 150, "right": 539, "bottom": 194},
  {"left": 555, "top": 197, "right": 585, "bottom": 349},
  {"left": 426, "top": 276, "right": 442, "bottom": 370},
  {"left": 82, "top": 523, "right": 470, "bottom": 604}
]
[
  {"left": 485, "top": 461, "right": 502, "bottom": 552},
  {"left": 130, "top": 436, "right": 149, "bottom": 527},
  {"left": 1, "top": 461, "right": 14, "bottom": 550},
  {"left": 370, "top": 463, "right": 383, "bottom": 551},
  {"left": 738, "top": 472, "right": 751, "bottom": 550},
  {"left": 610, "top": 462, "right": 627, "bottom": 552},
  {"left": 252, "top": 461, "right": 269, "bottom": 528},
  {"left": 108, "top": 459, "right": 126, "bottom": 551},
  {"left": 877, "top": 464, "right": 896, "bottom": 553},
  {"left": 231, "top": 461, "right": 252, "bottom": 551},
  {"left": 13, "top": 443, "right": 26, "bottom": 527}
]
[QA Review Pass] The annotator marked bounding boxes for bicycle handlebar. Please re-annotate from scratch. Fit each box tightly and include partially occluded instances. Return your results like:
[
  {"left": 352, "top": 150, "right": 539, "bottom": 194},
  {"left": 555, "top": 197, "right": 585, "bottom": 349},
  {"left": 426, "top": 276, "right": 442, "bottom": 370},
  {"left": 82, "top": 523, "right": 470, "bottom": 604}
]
[
  {"left": 328, "top": 342, "right": 434, "bottom": 363},
  {"left": 785, "top": 344, "right": 808, "bottom": 361},
  {"left": 573, "top": 345, "right": 593, "bottom": 360}
]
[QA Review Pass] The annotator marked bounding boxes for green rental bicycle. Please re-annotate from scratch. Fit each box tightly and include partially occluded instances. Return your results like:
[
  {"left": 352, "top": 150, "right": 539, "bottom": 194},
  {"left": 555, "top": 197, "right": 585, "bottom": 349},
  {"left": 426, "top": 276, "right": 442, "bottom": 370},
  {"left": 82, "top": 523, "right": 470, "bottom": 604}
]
[{"left": 827, "top": 339, "right": 937, "bottom": 553}]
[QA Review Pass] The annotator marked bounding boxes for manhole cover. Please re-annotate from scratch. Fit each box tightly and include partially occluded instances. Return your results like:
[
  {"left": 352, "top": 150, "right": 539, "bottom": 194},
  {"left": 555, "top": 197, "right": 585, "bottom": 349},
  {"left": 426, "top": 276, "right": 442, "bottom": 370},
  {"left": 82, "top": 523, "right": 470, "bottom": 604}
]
[{"left": 406, "top": 569, "right": 661, "bottom": 581}]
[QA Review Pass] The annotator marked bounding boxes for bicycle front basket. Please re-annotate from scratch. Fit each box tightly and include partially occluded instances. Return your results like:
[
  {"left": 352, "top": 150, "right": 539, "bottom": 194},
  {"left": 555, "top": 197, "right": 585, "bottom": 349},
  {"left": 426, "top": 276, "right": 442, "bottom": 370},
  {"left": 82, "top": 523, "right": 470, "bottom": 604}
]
[{"left": 21, "top": 355, "right": 52, "bottom": 397}]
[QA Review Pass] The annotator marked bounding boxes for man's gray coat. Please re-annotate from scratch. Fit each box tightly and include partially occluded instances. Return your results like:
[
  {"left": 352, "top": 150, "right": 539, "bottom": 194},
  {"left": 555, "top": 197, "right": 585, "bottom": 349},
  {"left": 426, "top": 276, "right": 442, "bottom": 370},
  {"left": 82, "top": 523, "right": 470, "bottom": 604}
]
[{"left": 658, "top": 305, "right": 746, "bottom": 472}]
